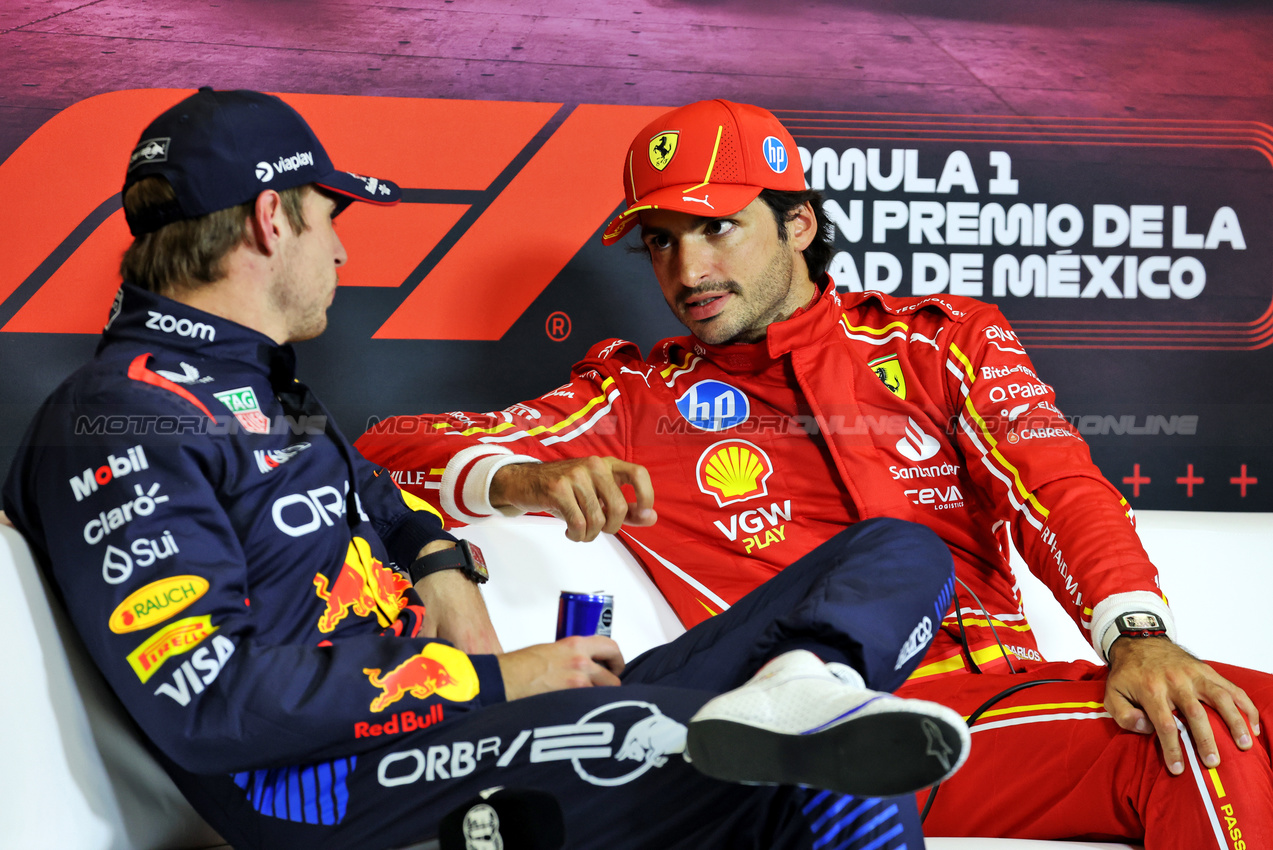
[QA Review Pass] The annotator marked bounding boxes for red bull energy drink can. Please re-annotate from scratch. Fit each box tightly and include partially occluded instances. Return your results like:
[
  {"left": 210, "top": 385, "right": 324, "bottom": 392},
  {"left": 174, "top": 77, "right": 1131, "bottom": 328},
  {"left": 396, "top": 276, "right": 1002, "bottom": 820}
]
[{"left": 556, "top": 591, "right": 614, "bottom": 639}]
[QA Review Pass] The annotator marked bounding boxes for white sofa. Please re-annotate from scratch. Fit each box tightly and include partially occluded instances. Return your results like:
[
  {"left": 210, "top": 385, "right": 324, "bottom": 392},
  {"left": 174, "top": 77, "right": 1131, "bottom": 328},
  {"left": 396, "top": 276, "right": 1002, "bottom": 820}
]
[{"left": 3, "top": 512, "right": 1269, "bottom": 850}]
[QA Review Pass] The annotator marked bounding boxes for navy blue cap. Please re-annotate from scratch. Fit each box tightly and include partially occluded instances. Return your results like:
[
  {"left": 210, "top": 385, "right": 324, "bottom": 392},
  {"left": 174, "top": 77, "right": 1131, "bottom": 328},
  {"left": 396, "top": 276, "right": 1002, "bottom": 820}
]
[{"left": 123, "top": 87, "right": 400, "bottom": 236}]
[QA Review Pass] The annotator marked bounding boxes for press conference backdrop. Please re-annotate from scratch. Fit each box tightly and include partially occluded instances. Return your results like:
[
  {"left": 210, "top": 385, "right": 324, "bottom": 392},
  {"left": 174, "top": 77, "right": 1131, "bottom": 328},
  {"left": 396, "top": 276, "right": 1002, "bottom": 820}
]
[{"left": 0, "top": 1, "right": 1270, "bottom": 512}]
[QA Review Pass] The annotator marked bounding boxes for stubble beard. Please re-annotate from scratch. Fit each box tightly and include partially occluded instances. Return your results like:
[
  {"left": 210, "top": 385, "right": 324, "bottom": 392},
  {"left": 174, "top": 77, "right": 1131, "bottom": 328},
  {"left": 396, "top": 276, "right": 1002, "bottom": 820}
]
[
  {"left": 269, "top": 260, "right": 331, "bottom": 343},
  {"left": 678, "top": 243, "right": 796, "bottom": 346}
]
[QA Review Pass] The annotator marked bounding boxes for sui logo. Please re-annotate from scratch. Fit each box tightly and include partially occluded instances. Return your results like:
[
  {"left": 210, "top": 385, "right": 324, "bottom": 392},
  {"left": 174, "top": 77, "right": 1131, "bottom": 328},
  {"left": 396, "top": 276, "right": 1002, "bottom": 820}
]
[
  {"left": 762, "top": 136, "right": 788, "bottom": 173},
  {"left": 675, "top": 380, "right": 749, "bottom": 431}
]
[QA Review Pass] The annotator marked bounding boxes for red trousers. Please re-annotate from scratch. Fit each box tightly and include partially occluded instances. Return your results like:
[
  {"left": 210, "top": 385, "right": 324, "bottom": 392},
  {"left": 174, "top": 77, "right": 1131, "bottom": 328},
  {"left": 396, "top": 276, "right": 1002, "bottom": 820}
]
[{"left": 904, "top": 661, "right": 1272, "bottom": 849}]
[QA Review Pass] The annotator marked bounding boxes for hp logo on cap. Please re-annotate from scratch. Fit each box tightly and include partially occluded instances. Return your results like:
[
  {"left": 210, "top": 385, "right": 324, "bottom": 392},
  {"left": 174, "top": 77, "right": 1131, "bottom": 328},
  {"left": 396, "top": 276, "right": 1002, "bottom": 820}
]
[{"left": 762, "top": 136, "right": 788, "bottom": 173}]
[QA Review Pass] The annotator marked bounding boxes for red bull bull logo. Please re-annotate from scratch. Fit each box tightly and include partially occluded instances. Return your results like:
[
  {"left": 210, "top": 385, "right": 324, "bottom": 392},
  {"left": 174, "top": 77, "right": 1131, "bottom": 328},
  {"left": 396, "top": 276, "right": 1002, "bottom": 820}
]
[
  {"left": 696, "top": 439, "right": 774, "bottom": 508},
  {"left": 313, "top": 537, "right": 410, "bottom": 633},
  {"left": 363, "top": 644, "right": 480, "bottom": 712}
]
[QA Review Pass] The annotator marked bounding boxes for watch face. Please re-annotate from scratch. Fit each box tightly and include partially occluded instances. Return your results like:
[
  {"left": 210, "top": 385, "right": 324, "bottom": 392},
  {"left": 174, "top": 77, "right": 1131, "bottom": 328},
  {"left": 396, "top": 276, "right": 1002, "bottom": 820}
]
[
  {"left": 1120, "top": 613, "right": 1162, "bottom": 631},
  {"left": 462, "top": 540, "right": 489, "bottom": 582}
]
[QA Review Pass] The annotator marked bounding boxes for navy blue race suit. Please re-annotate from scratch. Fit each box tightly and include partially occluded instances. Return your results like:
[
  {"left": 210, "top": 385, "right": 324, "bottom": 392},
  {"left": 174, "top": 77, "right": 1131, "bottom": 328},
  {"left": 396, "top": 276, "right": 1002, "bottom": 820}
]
[{"left": 4, "top": 283, "right": 954, "bottom": 850}]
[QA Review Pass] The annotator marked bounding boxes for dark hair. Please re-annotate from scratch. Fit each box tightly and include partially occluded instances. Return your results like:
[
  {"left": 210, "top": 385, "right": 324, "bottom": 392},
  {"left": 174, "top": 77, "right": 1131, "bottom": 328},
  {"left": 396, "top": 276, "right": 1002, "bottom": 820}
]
[
  {"left": 120, "top": 176, "right": 310, "bottom": 295},
  {"left": 758, "top": 188, "right": 833, "bottom": 283}
]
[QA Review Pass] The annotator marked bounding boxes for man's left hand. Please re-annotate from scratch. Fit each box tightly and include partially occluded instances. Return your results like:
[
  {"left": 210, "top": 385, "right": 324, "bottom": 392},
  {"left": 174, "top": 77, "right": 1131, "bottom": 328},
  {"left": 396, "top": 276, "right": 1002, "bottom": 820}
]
[
  {"left": 1105, "top": 636, "right": 1260, "bottom": 775},
  {"left": 412, "top": 542, "right": 503, "bottom": 655}
]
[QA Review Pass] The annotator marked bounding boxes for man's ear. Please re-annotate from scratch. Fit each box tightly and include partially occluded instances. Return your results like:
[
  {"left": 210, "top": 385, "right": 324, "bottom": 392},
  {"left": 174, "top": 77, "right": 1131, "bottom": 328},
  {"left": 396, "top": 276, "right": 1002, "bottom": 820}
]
[
  {"left": 248, "top": 190, "right": 285, "bottom": 256},
  {"left": 788, "top": 201, "right": 819, "bottom": 253}
]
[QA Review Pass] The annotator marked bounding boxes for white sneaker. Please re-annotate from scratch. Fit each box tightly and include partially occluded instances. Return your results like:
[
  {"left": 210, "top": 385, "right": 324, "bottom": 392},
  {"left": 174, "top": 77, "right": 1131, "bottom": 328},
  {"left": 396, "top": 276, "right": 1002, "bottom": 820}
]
[{"left": 685, "top": 650, "right": 970, "bottom": 797}]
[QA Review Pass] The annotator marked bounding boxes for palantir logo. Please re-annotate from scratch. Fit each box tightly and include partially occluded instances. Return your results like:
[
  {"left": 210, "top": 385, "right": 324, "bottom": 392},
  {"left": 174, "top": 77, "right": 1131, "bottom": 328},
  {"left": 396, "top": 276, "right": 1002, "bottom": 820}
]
[
  {"left": 675, "top": 380, "right": 749, "bottom": 431},
  {"left": 895, "top": 417, "right": 941, "bottom": 462}
]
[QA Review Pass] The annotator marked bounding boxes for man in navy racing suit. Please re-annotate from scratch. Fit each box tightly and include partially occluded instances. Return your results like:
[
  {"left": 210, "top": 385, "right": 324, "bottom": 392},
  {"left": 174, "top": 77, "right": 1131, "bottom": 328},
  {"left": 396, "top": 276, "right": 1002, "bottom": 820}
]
[{"left": 2, "top": 88, "right": 971, "bottom": 850}]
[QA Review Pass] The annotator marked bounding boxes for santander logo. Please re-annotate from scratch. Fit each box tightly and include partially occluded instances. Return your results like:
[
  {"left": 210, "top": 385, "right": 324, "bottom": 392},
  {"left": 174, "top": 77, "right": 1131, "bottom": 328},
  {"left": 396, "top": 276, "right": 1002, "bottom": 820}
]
[{"left": 895, "top": 417, "right": 941, "bottom": 462}]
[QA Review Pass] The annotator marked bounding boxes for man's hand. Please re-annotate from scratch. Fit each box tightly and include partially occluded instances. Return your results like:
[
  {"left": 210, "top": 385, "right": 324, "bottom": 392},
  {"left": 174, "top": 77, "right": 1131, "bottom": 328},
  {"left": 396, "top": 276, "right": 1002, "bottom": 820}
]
[
  {"left": 497, "top": 635, "right": 624, "bottom": 701},
  {"left": 491, "top": 457, "right": 657, "bottom": 542},
  {"left": 1105, "top": 636, "right": 1261, "bottom": 775},
  {"left": 413, "top": 541, "right": 503, "bottom": 655}
]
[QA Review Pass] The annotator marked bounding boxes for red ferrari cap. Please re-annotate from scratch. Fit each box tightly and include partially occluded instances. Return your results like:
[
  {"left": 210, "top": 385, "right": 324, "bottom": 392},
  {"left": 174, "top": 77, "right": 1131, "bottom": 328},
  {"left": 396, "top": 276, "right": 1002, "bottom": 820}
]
[{"left": 602, "top": 99, "right": 805, "bottom": 245}]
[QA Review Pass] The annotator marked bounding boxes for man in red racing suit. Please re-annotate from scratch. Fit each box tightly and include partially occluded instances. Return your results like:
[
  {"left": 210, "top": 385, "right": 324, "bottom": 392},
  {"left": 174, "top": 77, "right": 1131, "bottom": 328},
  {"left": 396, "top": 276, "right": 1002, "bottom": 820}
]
[{"left": 357, "top": 99, "right": 1272, "bottom": 847}]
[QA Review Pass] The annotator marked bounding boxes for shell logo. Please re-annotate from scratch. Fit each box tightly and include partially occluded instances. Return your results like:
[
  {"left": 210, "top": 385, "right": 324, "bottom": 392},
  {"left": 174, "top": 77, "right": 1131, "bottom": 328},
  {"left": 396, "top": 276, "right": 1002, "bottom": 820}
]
[{"left": 696, "top": 439, "right": 774, "bottom": 508}]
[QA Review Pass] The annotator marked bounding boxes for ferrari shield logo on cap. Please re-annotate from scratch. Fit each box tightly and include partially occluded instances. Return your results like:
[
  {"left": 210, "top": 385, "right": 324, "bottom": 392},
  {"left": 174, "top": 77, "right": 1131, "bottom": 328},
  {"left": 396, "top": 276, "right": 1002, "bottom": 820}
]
[{"left": 648, "top": 131, "right": 679, "bottom": 171}]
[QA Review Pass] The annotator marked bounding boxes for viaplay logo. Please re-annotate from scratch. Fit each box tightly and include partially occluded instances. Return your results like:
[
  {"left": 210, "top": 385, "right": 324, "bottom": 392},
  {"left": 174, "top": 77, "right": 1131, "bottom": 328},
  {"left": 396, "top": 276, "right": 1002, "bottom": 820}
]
[{"left": 254, "top": 150, "right": 314, "bottom": 183}]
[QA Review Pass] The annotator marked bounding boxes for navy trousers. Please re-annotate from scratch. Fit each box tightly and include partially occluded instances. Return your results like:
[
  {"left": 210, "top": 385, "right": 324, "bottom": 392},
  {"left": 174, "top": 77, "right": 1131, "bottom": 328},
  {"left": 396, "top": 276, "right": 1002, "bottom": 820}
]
[{"left": 173, "top": 518, "right": 954, "bottom": 850}]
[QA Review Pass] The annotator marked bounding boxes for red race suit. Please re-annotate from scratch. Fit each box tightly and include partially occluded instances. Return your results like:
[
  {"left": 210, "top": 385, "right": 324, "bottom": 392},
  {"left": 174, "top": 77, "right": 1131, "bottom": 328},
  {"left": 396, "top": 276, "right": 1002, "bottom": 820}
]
[{"left": 357, "top": 285, "right": 1272, "bottom": 847}]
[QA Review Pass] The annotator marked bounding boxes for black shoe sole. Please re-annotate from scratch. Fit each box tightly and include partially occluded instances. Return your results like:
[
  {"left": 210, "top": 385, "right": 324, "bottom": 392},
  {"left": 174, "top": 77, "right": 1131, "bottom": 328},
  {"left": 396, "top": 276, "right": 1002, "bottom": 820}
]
[{"left": 686, "top": 709, "right": 965, "bottom": 797}]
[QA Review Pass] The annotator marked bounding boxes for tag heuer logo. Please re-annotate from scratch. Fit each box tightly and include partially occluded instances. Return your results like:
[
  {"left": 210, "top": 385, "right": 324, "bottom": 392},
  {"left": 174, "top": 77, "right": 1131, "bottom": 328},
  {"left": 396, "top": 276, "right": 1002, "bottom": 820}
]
[
  {"left": 128, "top": 137, "right": 170, "bottom": 171},
  {"left": 213, "top": 386, "right": 270, "bottom": 435},
  {"left": 648, "top": 132, "right": 679, "bottom": 171}
]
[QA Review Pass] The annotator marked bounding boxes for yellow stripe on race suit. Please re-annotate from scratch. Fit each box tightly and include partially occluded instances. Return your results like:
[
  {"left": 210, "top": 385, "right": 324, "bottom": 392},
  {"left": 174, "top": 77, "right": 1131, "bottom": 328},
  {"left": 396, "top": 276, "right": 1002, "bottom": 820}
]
[
  {"left": 967, "top": 701, "right": 1105, "bottom": 722},
  {"left": 948, "top": 343, "right": 1050, "bottom": 521},
  {"left": 1209, "top": 768, "right": 1227, "bottom": 798},
  {"left": 945, "top": 615, "right": 1034, "bottom": 633},
  {"left": 696, "top": 598, "right": 718, "bottom": 617},
  {"left": 843, "top": 319, "right": 910, "bottom": 336},
  {"left": 434, "top": 378, "right": 617, "bottom": 438},
  {"left": 839, "top": 315, "right": 910, "bottom": 345},
  {"left": 908, "top": 644, "right": 1015, "bottom": 680},
  {"left": 660, "top": 350, "right": 698, "bottom": 380},
  {"left": 398, "top": 488, "right": 444, "bottom": 522}
]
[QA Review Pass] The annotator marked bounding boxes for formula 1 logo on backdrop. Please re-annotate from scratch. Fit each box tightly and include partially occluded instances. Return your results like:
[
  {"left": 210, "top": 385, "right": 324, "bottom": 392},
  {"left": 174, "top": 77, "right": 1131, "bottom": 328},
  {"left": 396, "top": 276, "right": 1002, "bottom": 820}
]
[{"left": 5, "top": 93, "right": 1270, "bottom": 349}]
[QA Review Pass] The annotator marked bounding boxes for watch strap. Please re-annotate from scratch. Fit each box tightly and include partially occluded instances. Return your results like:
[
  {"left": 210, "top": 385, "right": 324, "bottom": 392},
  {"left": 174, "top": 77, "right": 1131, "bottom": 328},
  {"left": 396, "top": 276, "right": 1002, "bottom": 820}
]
[{"left": 408, "top": 539, "right": 488, "bottom": 584}]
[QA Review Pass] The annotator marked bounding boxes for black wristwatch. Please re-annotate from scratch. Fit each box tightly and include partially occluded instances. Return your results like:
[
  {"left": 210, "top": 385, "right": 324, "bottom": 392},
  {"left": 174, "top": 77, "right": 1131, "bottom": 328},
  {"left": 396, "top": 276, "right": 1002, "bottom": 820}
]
[
  {"left": 408, "top": 539, "right": 489, "bottom": 585},
  {"left": 1114, "top": 612, "right": 1168, "bottom": 641}
]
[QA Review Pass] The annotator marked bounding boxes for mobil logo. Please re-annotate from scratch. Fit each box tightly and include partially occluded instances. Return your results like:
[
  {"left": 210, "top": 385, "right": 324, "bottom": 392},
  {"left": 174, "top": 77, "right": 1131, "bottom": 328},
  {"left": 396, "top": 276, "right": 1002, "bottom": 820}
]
[
  {"left": 696, "top": 439, "right": 774, "bottom": 508},
  {"left": 675, "top": 380, "right": 749, "bottom": 431},
  {"left": 313, "top": 537, "right": 410, "bottom": 632},
  {"left": 363, "top": 643, "right": 481, "bottom": 712},
  {"left": 69, "top": 445, "right": 149, "bottom": 502}
]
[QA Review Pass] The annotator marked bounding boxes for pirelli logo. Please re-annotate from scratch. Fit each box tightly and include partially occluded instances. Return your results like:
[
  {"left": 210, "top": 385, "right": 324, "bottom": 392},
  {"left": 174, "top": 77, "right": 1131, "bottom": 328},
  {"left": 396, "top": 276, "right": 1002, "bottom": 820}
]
[{"left": 126, "top": 615, "right": 216, "bottom": 683}]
